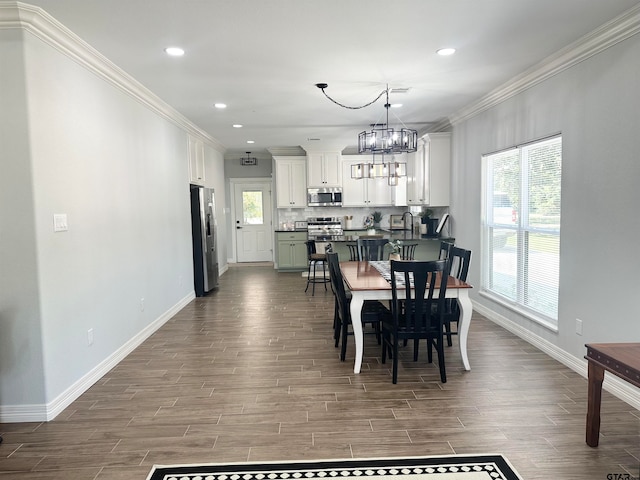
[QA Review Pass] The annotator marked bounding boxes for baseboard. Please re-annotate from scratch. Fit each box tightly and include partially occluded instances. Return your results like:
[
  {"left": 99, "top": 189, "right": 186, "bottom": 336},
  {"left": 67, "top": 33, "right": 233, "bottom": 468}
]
[
  {"left": 0, "top": 293, "right": 195, "bottom": 423},
  {"left": 0, "top": 403, "right": 49, "bottom": 424},
  {"left": 473, "top": 302, "right": 640, "bottom": 411}
]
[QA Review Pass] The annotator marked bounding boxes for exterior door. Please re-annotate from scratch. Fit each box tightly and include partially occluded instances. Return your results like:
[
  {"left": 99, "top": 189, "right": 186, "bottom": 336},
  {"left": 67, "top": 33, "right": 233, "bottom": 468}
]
[{"left": 234, "top": 181, "right": 273, "bottom": 262}]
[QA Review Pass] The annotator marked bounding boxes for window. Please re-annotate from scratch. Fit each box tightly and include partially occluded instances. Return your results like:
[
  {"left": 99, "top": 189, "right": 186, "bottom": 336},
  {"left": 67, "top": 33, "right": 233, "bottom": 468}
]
[
  {"left": 242, "top": 191, "right": 264, "bottom": 225},
  {"left": 482, "top": 135, "right": 562, "bottom": 326}
]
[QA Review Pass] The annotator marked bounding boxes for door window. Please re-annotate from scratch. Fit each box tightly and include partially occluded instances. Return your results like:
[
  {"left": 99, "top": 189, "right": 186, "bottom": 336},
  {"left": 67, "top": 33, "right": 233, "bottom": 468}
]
[{"left": 242, "top": 191, "right": 264, "bottom": 225}]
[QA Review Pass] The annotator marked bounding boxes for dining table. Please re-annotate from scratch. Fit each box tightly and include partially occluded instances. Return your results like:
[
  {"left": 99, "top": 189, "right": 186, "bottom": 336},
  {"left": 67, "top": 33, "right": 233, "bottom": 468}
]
[
  {"left": 584, "top": 343, "right": 640, "bottom": 447},
  {"left": 340, "top": 260, "right": 474, "bottom": 374}
]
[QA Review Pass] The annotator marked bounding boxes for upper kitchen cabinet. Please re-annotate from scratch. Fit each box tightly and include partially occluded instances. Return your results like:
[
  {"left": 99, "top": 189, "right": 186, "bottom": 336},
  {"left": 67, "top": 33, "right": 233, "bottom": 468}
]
[
  {"left": 407, "top": 132, "right": 451, "bottom": 206},
  {"left": 307, "top": 152, "right": 342, "bottom": 187},
  {"left": 188, "top": 135, "right": 205, "bottom": 185},
  {"left": 274, "top": 156, "right": 307, "bottom": 208},
  {"left": 341, "top": 156, "right": 406, "bottom": 207}
]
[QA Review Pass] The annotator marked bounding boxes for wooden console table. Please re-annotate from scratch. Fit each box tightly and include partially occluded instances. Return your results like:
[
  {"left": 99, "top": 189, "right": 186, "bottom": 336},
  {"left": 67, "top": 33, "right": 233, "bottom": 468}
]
[{"left": 585, "top": 343, "right": 640, "bottom": 447}]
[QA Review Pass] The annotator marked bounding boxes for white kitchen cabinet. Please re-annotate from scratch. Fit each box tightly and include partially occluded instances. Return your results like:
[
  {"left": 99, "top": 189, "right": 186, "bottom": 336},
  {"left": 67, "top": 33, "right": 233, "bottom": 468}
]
[
  {"left": 188, "top": 135, "right": 205, "bottom": 185},
  {"left": 274, "top": 156, "right": 307, "bottom": 208},
  {"left": 407, "top": 133, "right": 450, "bottom": 206},
  {"left": 307, "top": 152, "right": 342, "bottom": 187},
  {"left": 341, "top": 157, "right": 393, "bottom": 206}
]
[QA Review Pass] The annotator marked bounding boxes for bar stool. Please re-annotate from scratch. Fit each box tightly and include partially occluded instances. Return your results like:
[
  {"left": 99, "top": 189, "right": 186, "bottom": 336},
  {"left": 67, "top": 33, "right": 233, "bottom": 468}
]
[{"left": 304, "top": 240, "right": 330, "bottom": 295}]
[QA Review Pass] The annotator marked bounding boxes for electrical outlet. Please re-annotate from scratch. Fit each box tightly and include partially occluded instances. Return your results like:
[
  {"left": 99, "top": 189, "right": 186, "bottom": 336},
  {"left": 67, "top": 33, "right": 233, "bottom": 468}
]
[
  {"left": 576, "top": 318, "right": 583, "bottom": 336},
  {"left": 87, "top": 328, "right": 94, "bottom": 346},
  {"left": 140, "top": 298, "right": 145, "bottom": 312}
]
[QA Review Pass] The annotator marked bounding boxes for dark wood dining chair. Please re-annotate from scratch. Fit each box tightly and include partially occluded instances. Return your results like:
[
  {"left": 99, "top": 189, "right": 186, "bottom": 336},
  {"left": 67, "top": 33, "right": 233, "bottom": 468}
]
[
  {"left": 346, "top": 243, "right": 359, "bottom": 261},
  {"left": 439, "top": 240, "right": 453, "bottom": 261},
  {"left": 326, "top": 252, "right": 389, "bottom": 361},
  {"left": 443, "top": 246, "right": 471, "bottom": 346},
  {"left": 381, "top": 259, "right": 449, "bottom": 384},
  {"left": 400, "top": 243, "right": 418, "bottom": 260},
  {"left": 356, "top": 237, "right": 389, "bottom": 261}
]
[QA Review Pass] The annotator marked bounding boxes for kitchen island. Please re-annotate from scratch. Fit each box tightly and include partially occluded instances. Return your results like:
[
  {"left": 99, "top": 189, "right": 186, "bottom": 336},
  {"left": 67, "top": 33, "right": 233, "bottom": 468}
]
[{"left": 327, "top": 230, "right": 454, "bottom": 261}]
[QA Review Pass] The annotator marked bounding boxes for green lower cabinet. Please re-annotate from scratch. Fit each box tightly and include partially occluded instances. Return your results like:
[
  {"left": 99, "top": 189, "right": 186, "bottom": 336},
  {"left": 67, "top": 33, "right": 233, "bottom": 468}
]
[{"left": 276, "top": 232, "right": 308, "bottom": 270}]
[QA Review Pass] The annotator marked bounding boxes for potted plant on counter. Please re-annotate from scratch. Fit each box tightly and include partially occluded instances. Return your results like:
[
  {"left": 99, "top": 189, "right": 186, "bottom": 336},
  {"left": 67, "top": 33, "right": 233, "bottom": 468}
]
[
  {"left": 371, "top": 211, "right": 383, "bottom": 229},
  {"left": 419, "top": 208, "right": 432, "bottom": 235},
  {"left": 419, "top": 208, "right": 439, "bottom": 236},
  {"left": 420, "top": 208, "right": 433, "bottom": 223},
  {"left": 363, "top": 215, "right": 376, "bottom": 235}
]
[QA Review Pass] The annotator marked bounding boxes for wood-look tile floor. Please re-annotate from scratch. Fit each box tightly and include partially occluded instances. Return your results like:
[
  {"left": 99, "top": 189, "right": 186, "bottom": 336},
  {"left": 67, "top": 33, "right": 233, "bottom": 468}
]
[{"left": 1, "top": 264, "right": 639, "bottom": 479}]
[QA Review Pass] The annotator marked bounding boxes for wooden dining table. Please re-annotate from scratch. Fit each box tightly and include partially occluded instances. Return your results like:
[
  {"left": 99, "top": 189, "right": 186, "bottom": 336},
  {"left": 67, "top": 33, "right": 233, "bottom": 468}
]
[
  {"left": 584, "top": 343, "right": 640, "bottom": 446},
  {"left": 340, "top": 260, "right": 474, "bottom": 374}
]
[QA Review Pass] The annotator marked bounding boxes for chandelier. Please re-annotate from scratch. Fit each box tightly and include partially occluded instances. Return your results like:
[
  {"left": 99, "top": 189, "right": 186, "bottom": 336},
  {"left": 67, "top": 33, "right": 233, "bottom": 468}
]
[
  {"left": 315, "top": 83, "right": 415, "bottom": 185},
  {"left": 239, "top": 152, "right": 257, "bottom": 166},
  {"left": 357, "top": 89, "right": 417, "bottom": 155}
]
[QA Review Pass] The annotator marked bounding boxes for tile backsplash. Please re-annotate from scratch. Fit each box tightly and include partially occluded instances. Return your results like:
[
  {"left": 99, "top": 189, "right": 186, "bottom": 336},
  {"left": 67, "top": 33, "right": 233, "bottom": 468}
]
[{"left": 277, "top": 206, "right": 449, "bottom": 232}]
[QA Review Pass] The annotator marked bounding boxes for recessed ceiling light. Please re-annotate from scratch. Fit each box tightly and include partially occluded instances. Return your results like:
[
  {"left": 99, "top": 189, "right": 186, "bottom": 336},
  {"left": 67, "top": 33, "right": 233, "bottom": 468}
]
[
  {"left": 247, "top": 140, "right": 255, "bottom": 144},
  {"left": 233, "top": 124, "right": 243, "bottom": 128},
  {"left": 437, "top": 48, "right": 456, "bottom": 56},
  {"left": 214, "top": 103, "right": 227, "bottom": 109},
  {"left": 164, "top": 46, "right": 185, "bottom": 57}
]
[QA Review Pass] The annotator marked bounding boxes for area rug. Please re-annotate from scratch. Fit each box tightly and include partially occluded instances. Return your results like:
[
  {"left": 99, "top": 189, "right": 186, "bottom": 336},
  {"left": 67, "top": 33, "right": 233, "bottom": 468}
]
[{"left": 146, "top": 455, "right": 523, "bottom": 480}]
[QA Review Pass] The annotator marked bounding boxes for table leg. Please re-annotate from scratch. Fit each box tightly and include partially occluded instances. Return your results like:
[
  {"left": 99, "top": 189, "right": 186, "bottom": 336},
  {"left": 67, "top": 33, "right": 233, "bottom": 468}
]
[
  {"left": 349, "top": 293, "right": 365, "bottom": 374},
  {"left": 586, "top": 360, "right": 605, "bottom": 447},
  {"left": 457, "top": 291, "right": 472, "bottom": 371}
]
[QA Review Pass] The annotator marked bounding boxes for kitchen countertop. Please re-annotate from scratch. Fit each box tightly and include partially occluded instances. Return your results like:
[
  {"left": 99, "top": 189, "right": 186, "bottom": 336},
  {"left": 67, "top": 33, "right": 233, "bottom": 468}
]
[
  {"left": 325, "top": 230, "right": 453, "bottom": 242},
  {"left": 274, "top": 229, "right": 453, "bottom": 243}
]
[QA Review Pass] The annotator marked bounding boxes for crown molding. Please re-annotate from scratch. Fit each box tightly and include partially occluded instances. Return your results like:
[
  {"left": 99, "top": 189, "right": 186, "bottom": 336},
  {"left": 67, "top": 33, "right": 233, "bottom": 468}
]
[
  {"left": 266, "top": 146, "right": 307, "bottom": 156},
  {"left": 0, "top": 1, "right": 226, "bottom": 153},
  {"left": 448, "top": 4, "right": 640, "bottom": 126}
]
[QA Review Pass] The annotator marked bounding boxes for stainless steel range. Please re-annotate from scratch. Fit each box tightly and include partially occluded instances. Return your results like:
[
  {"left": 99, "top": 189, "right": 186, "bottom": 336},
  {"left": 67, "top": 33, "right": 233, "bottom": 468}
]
[{"left": 307, "top": 217, "right": 343, "bottom": 241}]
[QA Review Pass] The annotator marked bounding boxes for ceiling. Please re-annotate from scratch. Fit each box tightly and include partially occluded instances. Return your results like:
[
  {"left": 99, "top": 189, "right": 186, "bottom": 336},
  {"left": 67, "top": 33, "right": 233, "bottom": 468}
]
[{"left": 21, "top": 0, "right": 640, "bottom": 160}]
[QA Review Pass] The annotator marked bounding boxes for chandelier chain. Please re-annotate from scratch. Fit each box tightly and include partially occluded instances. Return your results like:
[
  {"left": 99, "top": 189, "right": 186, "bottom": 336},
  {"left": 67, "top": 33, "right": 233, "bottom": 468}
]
[{"left": 318, "top": 86, "right": 389, "bottom": 110}]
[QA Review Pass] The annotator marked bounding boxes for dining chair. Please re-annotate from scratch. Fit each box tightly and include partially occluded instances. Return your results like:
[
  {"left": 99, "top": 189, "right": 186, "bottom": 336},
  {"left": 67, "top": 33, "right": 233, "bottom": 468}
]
[
  {"left": 356, "top": 237, "right": 389, "bottom": 261},
  {"left": 304, "top": 240, "right": 329, "bottom": 295},
  {"left": 346, "top": 243, "right": 359, "bottom": 261},
  {"left": 381, "top": 259, "right": 449, "bottom": 384},
  {"left": 439, "top": 240, "right": 453, "bottom": 261},
  {"left": 443, "top": 246, "right": 472, "bottom": 346},
  {"left": 400, "top": 243, "right": 418, "bottom": 260},
  {"left": 326, "top": 252, "right": 390, "bottom": 361}
]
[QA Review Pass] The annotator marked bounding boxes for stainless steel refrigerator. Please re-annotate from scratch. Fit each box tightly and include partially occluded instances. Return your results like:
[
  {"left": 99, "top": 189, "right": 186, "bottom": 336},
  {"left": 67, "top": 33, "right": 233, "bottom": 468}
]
[{"left": 190, "top": 185, "right": 219, "bottom": 296}]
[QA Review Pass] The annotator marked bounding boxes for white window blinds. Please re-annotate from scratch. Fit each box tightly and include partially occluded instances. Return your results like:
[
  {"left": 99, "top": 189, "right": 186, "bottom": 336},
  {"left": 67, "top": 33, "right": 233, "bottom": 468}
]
[{"left": 482, "top": 136, "right": 562, "bottom": 324}]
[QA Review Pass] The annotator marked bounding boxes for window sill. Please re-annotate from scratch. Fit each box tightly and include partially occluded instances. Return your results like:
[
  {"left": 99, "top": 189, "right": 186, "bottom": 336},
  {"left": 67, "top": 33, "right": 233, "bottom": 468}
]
[{"left": 479, "top": 290, "right": 559, "bottom": 333}]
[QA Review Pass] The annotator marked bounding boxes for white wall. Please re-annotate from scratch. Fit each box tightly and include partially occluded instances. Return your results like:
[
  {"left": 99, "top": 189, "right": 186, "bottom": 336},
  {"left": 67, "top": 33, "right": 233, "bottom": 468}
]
[
  {"left": 0, "top": 5, "right": 227, "bottom": 420},
  {"left": 449, "top": 22, "right": 640, "bottom": 369},
  {"left": 0, "top": 27, "right": 48, "bottom": 409}
]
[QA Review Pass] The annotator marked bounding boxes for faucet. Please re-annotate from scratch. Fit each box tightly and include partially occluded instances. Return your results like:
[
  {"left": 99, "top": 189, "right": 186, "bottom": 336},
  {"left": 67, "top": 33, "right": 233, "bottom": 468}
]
[{"left": 401, "top": 211, "right": 414, "bottom": 236}]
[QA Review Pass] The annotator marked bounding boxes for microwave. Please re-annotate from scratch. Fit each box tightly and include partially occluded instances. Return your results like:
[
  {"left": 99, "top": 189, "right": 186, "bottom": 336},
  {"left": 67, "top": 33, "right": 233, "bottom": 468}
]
[{"left": 307, "top": 187, "right": 342, "bottom": 207}]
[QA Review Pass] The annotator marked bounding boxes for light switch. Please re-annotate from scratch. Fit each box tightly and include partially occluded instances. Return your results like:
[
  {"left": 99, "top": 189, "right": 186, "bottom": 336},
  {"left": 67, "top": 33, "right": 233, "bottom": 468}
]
[{"left": 53, "top": 213, "right": 68, "bottom": 232}]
